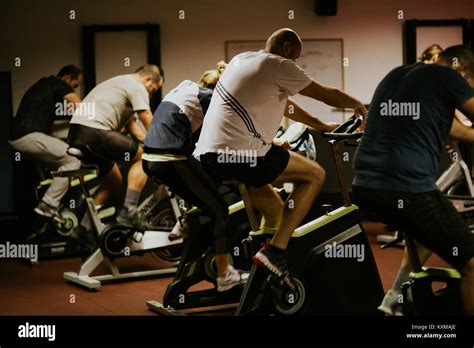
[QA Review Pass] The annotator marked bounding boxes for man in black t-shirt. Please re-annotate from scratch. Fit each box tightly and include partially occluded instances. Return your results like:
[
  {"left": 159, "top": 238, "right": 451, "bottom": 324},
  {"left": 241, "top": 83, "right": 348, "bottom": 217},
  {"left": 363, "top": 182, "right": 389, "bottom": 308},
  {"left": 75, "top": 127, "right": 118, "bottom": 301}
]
[
  {"left": 10, "top": 65, "right": 83, "bottom": 219},
  {"left": 352, "top": 45, "right": 474, "bottom": 314}
]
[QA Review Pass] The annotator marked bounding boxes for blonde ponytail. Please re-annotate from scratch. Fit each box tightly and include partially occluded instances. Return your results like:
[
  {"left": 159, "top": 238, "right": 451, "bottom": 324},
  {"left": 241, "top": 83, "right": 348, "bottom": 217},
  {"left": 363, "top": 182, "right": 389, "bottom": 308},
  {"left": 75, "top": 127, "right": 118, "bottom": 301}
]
[
  {"left": 216, "top": 61, "right": 227, "bottom": 76},
  {"left": 198, "top": 61, "right": 227, "bottom": 89}
]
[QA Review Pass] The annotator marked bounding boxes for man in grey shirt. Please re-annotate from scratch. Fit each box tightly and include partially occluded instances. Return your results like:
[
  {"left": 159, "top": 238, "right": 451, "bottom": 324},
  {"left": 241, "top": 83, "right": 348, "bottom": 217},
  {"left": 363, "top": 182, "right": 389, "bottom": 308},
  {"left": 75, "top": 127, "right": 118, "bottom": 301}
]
[{"left": 68, "top": 65, "right": 163, "bottom": 235}]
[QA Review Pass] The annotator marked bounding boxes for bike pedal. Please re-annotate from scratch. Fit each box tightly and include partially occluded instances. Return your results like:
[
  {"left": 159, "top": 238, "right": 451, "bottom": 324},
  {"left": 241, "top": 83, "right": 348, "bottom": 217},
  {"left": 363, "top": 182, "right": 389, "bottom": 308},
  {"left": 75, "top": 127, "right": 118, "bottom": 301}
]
[
  {"left": 132, "top": 232, "right": 144, "bottom": 243},
  {"left": 54, "top": 215, "right": 66, "bottom": 224}
]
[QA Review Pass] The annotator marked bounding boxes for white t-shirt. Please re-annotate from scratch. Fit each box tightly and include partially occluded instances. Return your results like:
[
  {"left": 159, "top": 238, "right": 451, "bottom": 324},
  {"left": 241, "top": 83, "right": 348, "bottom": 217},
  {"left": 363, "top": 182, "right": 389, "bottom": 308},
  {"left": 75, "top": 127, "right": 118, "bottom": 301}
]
[
  {"left": 70, "top": 74, "right": 149, "bottom": 131},
  {"left": 162, "top": 80, "right": 209, "bottom": 133},
  {"left": 194, "top": 50, "right": 312, "bottom": 157}
]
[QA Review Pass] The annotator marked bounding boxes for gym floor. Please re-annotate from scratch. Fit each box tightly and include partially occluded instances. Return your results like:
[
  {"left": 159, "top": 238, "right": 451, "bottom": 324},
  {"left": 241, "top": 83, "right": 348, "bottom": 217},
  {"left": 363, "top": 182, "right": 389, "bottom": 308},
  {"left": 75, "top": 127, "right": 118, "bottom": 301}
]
[{"left": 0, "top": 222, "right": 448, "bottom": 316}]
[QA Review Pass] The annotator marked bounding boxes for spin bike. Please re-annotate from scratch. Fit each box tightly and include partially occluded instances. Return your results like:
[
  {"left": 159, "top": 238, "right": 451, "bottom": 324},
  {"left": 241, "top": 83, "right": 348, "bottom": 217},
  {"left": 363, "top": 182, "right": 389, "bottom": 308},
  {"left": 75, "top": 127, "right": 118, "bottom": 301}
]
[
  {"left": 60, "top": 147, "right": 183, "bottom": 290},
  {"left": 147, "top": 122, "right": 316, "bottom": 315},
  {"left": 13, "top": 150, "right": 113, "bottom": 265},
  {"left": 236, "top": 115, "right": 385, "bottom": 315},
  {"left": 437, "top": 141, "right": 474, "bottom": 231}
]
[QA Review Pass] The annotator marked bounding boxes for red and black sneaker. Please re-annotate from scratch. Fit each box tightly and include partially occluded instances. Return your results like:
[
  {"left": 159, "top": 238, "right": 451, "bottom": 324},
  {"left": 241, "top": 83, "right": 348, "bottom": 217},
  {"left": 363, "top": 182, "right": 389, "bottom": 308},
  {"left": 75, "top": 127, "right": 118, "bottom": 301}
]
[{"left": 253, "top": 244, "right": 295, "bottom": 290}]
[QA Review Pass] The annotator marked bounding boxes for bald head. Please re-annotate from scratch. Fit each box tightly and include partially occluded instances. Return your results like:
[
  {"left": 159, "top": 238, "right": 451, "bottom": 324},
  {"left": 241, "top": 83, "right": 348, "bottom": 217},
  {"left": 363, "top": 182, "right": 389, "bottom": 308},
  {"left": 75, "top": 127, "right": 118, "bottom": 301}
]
[{"left": 265, "top": 28, "right": 302, "bottom": 61}]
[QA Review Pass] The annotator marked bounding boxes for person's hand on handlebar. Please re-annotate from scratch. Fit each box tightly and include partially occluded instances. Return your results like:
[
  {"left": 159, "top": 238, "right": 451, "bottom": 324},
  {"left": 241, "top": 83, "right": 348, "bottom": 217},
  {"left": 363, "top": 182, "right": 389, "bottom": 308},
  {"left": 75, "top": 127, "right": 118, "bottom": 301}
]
[
  {"left": 272, "top": 139, "right": 291, "bottom": 150},
  {"left": 354, "top": 103, "right": 368, "bottom": 117},
  {"left": 323, "top": 123, "right": 340, "bottom": 132},
  {"left": 354, "top": 103, "right": 368, "bottom": 130}
]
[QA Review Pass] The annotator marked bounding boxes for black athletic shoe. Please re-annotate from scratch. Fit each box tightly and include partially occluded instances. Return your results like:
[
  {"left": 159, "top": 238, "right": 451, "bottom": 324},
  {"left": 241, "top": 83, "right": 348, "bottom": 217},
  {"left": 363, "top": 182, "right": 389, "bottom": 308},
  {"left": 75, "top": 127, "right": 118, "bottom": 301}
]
[
  {"left": 34, "top": 201, "right": 62, "bottom": 222},
  {"left": 253, "top": 245, "right": 295, "bottom": 289},
  {"left": 116, "top": 209, "right": 157, "bottom": 232}
]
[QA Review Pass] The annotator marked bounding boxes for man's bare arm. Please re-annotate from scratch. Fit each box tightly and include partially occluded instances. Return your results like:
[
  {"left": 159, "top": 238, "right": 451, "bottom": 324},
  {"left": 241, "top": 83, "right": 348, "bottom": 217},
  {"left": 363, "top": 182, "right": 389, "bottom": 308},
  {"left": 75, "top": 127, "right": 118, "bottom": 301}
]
[
  {"left": 449, "top": 116, "right": 474, "bottom": 142},
  {"left": 454, "top": 109, "right": 472, "bottom": 127},
  {"left": 126, "top": 118, "right": 147, "bottom": 143},
  {"left": 459, "top": 97, "right": 474, "bottom": 123},
  {"left": 137, "top": 109, "right": 153, "bottom": 130},
  {"left": 299, "top": 80, "right": 367, "bottom": 118},
  {"left": 64, "top": 92, "right": 81, "bottom": 105},
  {"left": 284, "top": 99, "right": 338, "bottom": 132}
]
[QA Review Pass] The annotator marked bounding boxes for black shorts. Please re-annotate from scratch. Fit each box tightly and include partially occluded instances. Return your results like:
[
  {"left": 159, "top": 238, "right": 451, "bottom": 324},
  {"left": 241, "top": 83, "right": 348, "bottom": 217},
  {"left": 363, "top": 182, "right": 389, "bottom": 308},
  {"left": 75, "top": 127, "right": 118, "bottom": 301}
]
[
  {"left": 200, "top": 144, "right": 290, "bottom": 188},
  {"left": 143, "top": 158, "right": 229, "bottom": 254},
  {"left": 353, "top": 185, "right": 474, "bottom": 271},
  {"left": 68, "top": 124, "right": 139, "bottom": 176}
]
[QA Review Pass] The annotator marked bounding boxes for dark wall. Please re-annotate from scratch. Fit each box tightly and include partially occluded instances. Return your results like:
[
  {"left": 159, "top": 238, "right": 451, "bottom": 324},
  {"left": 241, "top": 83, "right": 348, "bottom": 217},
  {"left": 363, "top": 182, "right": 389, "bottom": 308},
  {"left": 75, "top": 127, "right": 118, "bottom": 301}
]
[{"left": 0, "top": 71, "right": 15, "bottom": 216}]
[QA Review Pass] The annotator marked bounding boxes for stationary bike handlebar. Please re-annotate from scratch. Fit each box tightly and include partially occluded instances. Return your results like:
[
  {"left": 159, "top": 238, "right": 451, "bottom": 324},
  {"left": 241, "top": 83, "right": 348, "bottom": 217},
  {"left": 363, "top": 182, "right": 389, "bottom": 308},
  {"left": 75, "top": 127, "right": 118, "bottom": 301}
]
[
  {"left": 277, "top": 123, "right": 309, "bottom": 144},
  {"left": 321, "top": 114, "right": 363, "bottom": 140}
]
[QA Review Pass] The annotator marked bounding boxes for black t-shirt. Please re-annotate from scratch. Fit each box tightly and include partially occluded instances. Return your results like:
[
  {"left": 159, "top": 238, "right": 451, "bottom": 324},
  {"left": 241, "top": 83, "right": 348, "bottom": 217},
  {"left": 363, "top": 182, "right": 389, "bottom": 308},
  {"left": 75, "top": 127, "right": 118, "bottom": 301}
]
[
  {"left": 353, "top": 63, "right": 474, "bottom": 193},
  {"left": 10, "top": 75, "right": 74, "bottom": 140}
]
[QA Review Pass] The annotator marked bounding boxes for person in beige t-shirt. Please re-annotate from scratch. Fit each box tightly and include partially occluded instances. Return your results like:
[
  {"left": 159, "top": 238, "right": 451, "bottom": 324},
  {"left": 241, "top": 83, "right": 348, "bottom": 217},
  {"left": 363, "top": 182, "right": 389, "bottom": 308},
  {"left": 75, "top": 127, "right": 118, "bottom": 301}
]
[{"left": 68, "top": 65, "right": 163, "bottom": 241}]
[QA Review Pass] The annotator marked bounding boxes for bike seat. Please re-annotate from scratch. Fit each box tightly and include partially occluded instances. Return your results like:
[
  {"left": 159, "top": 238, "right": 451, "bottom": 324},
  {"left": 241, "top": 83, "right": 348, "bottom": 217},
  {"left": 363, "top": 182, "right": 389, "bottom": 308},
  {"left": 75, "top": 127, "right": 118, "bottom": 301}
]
[{"left": 221, "top": 179, "right": 259, "bottom": 231}]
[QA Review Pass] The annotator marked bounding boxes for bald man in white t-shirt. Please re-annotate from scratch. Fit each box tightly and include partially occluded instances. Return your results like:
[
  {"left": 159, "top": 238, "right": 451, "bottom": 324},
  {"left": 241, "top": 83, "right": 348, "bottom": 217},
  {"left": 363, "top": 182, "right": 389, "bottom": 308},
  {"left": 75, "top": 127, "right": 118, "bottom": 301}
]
[{"left": 195, "top": 28, "right": 367, "bottom": 286}]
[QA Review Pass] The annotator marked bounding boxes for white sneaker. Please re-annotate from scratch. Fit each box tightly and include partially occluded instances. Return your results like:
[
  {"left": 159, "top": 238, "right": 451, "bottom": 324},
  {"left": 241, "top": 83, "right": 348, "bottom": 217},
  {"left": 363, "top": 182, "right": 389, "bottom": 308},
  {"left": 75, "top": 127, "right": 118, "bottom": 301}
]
[
  {"left": 378, "top": 289, "right": 404, "bottom": 316},
  {"left": 132, "top": 232, "right": 143, "bottom": 243},
  {"left": 216, "top": 266, "right": 249, "bottom": 292}
]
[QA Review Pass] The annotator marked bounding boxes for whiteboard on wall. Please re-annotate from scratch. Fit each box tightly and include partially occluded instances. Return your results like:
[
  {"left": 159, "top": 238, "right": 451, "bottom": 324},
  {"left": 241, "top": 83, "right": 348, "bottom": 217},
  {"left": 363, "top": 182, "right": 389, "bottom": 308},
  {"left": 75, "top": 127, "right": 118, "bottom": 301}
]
[{"left": 225, "top": 39, "right": 345, "bottom": 125}]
